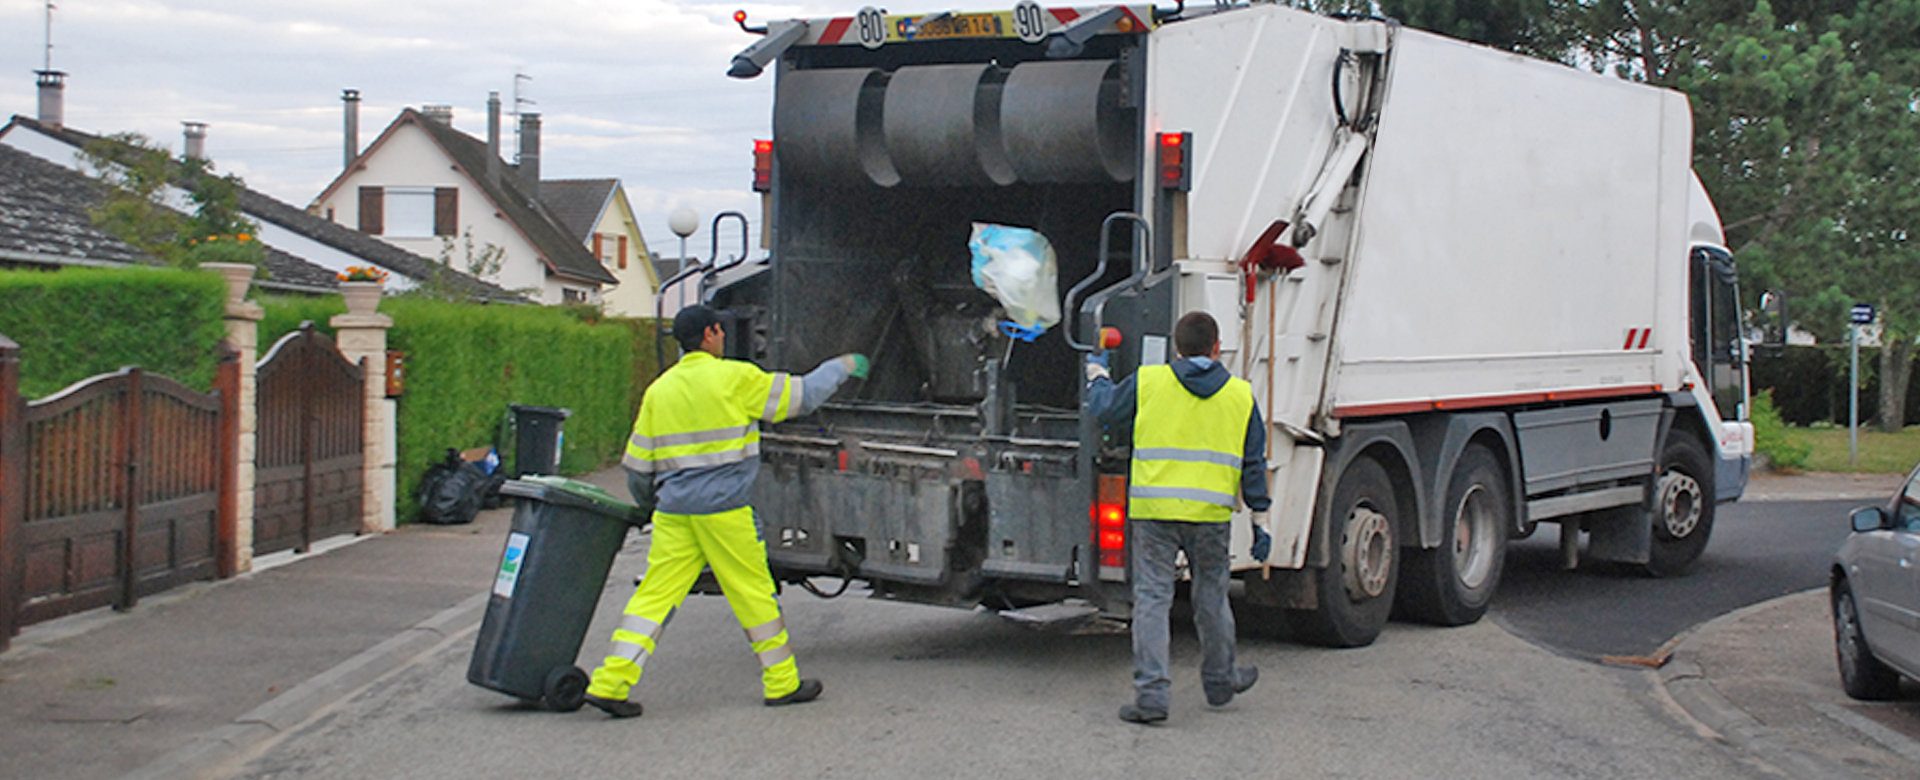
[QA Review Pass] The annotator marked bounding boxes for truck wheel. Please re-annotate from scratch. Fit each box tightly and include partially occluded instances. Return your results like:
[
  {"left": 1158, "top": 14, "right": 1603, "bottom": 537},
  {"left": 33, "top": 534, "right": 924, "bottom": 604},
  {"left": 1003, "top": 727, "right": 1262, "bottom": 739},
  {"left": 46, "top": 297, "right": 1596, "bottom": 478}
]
[
  {"left": 1834, "top": 579, "right": 1903, "bottom": 700},
  {"left": 1396, "top": 445, "right": 1508, "bottom": 626},
  {"left": 1644, "top": 432, "right": 1714, "bottom": 578},
  {"left": 1288, "top": 455, "right": 1399, "bottom": 647}
]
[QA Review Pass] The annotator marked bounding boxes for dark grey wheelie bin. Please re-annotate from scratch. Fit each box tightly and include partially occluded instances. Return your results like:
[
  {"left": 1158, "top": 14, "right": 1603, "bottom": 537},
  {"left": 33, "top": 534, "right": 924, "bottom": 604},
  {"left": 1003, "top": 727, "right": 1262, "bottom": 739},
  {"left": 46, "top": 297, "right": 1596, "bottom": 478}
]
[{"left": 468, "top": 475, "right": 645, "bottom": 711}]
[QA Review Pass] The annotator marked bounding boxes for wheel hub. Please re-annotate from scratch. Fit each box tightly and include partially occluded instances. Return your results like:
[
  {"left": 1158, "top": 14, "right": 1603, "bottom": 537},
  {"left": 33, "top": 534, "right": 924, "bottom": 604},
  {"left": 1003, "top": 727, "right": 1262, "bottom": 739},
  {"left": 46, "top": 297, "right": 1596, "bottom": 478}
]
[
  {"left": 1452, "top": 485, "right": 1496, "bottom": 589},
  {"left": 1657, "top": 470, "right": 1703, "bottom": 539},
  {"left": 1838, "top": 594, "right": 1864, "bottom": 667},
  {"left": 1342, "top": 506, "right": 1392, "bottom": 599}
]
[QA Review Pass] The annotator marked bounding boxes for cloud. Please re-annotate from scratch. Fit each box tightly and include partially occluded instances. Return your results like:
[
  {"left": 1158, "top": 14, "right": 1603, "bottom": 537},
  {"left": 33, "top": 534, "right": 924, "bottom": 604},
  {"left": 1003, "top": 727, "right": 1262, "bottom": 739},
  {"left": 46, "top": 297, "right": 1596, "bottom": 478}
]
[{"left": 1, "top": 0, "right": 1015, "bottom": 252}]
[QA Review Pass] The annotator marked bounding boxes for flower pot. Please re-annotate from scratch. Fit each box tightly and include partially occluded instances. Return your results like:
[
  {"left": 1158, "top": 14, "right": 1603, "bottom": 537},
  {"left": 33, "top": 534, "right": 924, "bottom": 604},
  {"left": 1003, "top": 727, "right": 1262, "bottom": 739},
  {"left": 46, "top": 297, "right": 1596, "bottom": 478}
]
[
  {"left": 202, "top": 262, "right": 256, "bottom": 306},
  {"left": 339, "top": 280, "right": 383, "bottom": 316}
]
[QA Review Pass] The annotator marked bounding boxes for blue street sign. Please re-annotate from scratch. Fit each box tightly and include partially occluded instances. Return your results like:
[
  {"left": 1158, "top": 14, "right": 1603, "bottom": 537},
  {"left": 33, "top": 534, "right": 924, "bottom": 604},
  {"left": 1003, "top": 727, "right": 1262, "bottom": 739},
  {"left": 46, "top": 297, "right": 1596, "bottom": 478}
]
[{"left": 1852, "top": 303, "right": 1875, "bottom": 325}]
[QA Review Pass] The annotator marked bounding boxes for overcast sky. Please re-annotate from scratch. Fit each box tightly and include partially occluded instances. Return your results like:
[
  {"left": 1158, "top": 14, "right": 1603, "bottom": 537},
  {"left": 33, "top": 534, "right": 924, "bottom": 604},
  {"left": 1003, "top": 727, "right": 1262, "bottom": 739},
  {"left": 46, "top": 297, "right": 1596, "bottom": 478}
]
[{"left": 0, "top": 0, "right": 940, "bottom": 261}]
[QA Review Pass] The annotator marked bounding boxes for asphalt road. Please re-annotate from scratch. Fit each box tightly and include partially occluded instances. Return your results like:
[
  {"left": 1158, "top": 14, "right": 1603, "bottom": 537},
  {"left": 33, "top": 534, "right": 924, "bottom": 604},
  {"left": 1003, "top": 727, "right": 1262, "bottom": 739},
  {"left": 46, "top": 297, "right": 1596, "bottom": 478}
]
[
  {"left": 212, "top": 529, "right": 1782, "bottom": 780},
  {"left": 1492, "top": 498, "right": 1865, "bottom": 661}
]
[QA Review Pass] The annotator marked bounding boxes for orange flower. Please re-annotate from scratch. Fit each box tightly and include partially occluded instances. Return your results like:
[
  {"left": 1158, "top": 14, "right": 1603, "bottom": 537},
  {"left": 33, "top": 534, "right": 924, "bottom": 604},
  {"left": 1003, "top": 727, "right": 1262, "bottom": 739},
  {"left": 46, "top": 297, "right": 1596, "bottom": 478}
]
[{"left": 237, "top": 233, "right": 251, "bottom": 242}]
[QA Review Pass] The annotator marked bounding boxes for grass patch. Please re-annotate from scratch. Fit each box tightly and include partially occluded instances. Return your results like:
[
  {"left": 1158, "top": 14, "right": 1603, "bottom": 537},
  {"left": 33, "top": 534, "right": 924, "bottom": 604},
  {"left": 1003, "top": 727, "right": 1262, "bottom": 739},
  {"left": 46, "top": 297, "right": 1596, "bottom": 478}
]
[{"left": 1795, "top": 424, "right": 1920, "bottom": 474}]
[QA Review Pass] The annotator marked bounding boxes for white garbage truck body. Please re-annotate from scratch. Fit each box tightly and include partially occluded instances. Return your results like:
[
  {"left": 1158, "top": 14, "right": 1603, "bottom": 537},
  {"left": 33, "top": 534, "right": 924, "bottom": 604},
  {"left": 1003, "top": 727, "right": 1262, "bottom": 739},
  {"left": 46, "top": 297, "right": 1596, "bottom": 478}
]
[{"left": 708, "top": 3, "right": 1751, "bottom": 645}]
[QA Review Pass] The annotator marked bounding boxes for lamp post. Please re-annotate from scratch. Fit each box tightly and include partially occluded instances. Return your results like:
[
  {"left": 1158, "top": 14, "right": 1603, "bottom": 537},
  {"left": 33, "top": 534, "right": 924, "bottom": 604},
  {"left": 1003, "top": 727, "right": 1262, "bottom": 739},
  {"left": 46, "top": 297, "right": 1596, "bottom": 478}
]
[{"left": 669, "top": 206, "right": 698, "bottom": 274}]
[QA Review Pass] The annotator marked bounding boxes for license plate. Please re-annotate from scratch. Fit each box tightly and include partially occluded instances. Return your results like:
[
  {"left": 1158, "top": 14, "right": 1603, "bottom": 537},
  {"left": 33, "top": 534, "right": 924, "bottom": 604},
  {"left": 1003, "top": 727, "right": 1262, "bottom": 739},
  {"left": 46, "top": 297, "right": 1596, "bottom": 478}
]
[{"left": 908, "top": 12, "right": 1007, "bottom": 40}]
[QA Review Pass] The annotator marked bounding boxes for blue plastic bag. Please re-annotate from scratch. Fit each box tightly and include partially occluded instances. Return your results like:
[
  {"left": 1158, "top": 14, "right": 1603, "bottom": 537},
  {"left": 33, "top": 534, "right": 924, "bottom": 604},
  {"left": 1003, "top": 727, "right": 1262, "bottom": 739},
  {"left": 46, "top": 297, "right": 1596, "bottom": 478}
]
[{"left": 968, "top": 223, "right": 1061, "bottom": 331}]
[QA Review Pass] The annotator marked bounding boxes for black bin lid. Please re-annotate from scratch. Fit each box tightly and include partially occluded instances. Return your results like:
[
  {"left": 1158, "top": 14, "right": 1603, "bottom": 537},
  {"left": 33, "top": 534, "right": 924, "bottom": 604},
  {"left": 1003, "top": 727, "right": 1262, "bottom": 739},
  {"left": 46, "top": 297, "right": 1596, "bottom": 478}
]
[{"left": 500, "top": 476, "right": 643, "bottom": 524}]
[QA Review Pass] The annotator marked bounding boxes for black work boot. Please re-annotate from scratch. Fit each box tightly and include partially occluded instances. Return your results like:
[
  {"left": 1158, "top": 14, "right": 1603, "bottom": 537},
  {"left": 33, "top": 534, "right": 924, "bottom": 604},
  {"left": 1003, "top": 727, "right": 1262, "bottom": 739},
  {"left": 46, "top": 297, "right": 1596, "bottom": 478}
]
[
  {"left": 765, "top": 678, "right": 824, "bottom": 707},
  {"left": 1205, "top": 665, "right": 1259, "bottom": 707},
  {"left": 584, "top": 695, "right": 643, "bottom": 719}
]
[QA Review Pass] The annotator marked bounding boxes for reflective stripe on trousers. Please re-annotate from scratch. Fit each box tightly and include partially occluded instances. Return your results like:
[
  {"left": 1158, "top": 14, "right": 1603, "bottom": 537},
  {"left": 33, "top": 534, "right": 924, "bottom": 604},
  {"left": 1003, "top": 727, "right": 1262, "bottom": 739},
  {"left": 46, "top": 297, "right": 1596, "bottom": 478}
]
[{"left": 586, "top": 505, "right": 801, "bottom": 702}]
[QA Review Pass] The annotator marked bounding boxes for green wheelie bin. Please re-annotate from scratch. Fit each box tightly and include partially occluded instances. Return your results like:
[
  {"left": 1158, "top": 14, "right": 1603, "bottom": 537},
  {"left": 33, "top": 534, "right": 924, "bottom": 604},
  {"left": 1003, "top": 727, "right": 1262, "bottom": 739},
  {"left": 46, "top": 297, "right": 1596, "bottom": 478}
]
[{"left": 468, "top": 475, "right": 646, "bottom": 711}]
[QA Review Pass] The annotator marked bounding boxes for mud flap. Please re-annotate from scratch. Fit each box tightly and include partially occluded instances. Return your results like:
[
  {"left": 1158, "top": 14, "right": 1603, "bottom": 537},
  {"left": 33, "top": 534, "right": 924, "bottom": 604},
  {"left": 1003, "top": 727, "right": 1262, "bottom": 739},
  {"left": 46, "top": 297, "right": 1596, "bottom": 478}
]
[{"left": 1582, "top": 504, "right": 1651, "bottom": 565}]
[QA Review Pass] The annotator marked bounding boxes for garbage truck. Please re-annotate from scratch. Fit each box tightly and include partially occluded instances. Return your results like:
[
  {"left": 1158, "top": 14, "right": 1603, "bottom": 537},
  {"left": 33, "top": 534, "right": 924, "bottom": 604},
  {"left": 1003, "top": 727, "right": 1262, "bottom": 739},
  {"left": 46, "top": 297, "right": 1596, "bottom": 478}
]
[{"left": 701, "top": 1, "right": 1753, "bottom": 647}]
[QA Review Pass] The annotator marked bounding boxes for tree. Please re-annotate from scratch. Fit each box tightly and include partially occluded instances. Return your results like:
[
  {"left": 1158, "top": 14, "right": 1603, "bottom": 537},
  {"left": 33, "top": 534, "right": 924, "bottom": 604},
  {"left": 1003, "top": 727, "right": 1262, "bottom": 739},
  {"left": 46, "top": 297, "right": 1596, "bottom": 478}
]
[
  {"left": 1382, "top": 0, "right": 1920, "bottom": 431},
  {"left": 79, "top": 132, "right": 266, "bottom": 271},
  {"left": 1668, "top": 0, "right": 1920, "bottom": 430}
]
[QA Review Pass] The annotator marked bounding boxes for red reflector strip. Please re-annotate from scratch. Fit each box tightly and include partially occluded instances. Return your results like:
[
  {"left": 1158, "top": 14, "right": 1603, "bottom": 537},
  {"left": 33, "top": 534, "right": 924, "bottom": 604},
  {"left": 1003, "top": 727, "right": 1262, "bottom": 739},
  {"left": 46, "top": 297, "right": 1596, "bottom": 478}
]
[
  {"left": 1638, "top": 328, "right": 1651, "bottom": 350},
  {"left": 818, "top": 16, "right": 852, "bottom": 44}
]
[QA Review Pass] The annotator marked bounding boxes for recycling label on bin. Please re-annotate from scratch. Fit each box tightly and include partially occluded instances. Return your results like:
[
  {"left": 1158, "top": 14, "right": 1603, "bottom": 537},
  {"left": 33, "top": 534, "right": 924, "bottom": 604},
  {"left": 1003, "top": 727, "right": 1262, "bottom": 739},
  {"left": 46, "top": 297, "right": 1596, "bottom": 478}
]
[{"left": 493, "top": 532, "right": 530, "bottom": 598}]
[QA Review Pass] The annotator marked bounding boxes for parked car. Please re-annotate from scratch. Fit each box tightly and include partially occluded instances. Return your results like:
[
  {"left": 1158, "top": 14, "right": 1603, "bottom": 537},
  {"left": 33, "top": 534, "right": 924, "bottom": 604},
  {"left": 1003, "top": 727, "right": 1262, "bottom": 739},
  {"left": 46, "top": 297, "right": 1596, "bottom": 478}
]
[{"left": 1831, "top": 463, "right": 1920, "bottom": 699}]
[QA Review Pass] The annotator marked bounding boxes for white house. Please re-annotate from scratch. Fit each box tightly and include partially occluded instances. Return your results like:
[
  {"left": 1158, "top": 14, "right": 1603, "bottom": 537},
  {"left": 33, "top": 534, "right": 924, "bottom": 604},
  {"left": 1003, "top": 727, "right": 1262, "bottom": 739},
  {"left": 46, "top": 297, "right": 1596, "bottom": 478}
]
[{"left": 309, "top": 102, "right": 617, "bottom": 304}]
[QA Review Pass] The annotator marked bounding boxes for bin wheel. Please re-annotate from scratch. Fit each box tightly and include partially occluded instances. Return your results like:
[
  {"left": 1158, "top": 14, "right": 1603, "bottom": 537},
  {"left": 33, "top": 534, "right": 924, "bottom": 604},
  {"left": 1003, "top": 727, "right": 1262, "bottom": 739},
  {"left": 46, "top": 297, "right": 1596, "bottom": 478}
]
[{"left": 542, "top": 666, "right": 589, "bottom": 712}]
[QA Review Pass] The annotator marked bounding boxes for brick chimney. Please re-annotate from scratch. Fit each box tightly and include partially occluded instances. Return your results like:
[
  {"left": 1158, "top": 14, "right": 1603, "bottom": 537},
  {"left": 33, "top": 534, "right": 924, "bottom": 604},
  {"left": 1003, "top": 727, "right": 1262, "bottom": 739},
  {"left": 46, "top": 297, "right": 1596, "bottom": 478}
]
[
  {"left": 517, "top": 112, "right": 541, "bottom": 198},
  {"left": 422, "top": 104, "right": 453, "bottom": 125},
  {"left": 35, "top": 70, "right": 65, "bottom": 127}
]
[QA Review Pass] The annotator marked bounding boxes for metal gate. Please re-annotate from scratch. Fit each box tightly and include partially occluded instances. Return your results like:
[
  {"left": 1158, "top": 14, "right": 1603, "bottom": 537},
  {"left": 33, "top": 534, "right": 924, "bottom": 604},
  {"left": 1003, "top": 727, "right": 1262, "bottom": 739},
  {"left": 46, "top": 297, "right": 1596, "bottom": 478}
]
[
  {"left": 13, "top": 366, "right": 232, "bottom": 624},
  {"left": 254, "top": 324, "right": 365, "bottom": 555}
]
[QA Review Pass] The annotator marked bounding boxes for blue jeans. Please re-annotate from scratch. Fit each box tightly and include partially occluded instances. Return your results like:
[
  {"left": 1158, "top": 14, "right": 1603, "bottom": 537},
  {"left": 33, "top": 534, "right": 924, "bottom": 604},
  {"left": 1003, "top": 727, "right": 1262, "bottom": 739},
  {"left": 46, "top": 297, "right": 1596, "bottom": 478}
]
[{"left": 1129, "top": 518, "right": 1237, "bottom": 711}]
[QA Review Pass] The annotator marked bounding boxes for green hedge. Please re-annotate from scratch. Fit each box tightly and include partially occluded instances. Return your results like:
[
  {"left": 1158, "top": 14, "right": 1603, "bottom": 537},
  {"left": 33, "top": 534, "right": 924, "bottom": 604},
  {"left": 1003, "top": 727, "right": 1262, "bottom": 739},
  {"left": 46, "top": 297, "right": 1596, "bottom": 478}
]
[
  {"left": 256, "top": 294, "right": 346, "bottom": 349},
  {"left": 261, "top": 296, "right": 659, "bottom": 522},
  {"left": 0, "top": 267, "right": 227, "bottom": 398}
]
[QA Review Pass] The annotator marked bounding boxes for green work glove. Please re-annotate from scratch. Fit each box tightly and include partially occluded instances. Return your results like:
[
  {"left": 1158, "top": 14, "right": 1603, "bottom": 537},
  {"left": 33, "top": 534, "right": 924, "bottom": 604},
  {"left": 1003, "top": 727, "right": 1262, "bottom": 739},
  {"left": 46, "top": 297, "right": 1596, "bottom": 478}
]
[{"left": 841, "top": 353, "right": 870, "bottom": 379}]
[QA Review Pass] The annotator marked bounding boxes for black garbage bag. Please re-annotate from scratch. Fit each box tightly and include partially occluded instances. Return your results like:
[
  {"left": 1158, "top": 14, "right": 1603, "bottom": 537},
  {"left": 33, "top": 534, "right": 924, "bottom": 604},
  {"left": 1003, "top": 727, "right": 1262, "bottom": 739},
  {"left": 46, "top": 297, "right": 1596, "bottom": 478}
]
[{"left": 418, "top": 448, "right": 488, "bottom": 525}]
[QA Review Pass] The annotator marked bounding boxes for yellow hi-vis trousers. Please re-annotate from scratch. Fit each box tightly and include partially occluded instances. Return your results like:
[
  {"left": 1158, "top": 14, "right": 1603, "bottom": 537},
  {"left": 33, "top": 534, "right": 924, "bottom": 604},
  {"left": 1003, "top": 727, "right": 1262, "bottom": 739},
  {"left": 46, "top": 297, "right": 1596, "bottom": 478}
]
[{"left": 586, "top": 505, "right": 800, "bottom": 701}]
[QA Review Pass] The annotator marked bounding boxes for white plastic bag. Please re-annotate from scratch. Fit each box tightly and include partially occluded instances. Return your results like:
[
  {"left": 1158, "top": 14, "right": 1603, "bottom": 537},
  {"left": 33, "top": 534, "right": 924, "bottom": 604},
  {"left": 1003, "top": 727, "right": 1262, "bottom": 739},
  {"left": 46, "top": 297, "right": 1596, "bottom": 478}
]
[{"left": 968, "top": 222, "right": 1061, "bottom": 331}]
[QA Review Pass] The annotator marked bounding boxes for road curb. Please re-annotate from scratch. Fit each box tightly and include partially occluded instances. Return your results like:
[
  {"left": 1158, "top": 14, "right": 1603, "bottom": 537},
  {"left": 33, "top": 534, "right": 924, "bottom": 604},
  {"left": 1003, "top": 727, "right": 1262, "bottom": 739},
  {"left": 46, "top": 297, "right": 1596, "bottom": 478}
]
[
  {"left": 1651, "top": 588, "right": 1873, "bottom": 780},
  {"left": 115, "top": 592, "right": 490, "bottom": 780}
]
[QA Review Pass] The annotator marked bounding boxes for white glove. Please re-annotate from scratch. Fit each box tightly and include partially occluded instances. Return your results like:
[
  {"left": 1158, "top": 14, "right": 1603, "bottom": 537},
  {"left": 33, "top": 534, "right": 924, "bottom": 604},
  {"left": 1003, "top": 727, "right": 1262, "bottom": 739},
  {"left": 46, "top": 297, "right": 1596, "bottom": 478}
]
[{"left": 1085, "top": 360, "right": 1111, "bottom": 382}]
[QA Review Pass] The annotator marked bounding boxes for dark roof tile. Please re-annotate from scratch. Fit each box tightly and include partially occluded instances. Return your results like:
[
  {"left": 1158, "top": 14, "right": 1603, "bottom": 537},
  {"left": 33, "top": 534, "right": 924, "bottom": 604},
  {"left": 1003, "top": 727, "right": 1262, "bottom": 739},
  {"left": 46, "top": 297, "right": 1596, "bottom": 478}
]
[
  {"left": 4, "top": 115, "right": 519, "bottom": 300},
  {"left": 0, "top": 143, "right": 150, "bottom": 265},
  {"left": 539, "top": 178, "right": 617, "bottom": 243}
]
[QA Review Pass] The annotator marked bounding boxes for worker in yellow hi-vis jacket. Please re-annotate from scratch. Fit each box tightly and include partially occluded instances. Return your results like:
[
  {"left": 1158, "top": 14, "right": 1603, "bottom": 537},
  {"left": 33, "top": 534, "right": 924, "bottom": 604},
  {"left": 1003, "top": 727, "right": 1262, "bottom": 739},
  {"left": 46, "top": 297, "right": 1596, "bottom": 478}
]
[{"left": 583, "top": 304, "right": 867, "bottom": 718}]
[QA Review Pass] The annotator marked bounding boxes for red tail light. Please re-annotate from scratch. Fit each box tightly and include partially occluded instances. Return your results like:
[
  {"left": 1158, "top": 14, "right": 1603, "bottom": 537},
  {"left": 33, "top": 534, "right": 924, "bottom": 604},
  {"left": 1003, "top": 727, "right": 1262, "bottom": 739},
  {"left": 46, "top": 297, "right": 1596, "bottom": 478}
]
[
  {"left": 1094, "top": 474, "right": 1128, "bottom": 576},
  {"left": 1156, "top": 131, "right": 1191, "bottom": 192},
  {"left": 752, "top": 139, "right": 773, "bottom": 192}
]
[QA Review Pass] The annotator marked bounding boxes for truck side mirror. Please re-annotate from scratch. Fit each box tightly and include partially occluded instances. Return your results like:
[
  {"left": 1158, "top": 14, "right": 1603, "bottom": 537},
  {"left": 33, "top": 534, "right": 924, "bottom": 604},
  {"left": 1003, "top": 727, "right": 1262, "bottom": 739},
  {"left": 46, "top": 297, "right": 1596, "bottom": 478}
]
[
  {"left": 1851, "top": 506, "right": 1889, "bottom": 533},
  {"left": 1757, "top": 289, "right": 1788, "bottom": 355}
]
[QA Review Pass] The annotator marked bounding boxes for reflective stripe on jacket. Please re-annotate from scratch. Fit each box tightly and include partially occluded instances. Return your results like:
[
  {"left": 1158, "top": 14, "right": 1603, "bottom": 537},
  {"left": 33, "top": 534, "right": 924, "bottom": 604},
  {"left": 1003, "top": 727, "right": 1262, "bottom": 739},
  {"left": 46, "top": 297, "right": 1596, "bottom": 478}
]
[
  {"left": 623, "top": 352, "right": 801, "bottom": 474},
  {"left": 1129, "top": 364, "right": 1253, "bottom": 522}
]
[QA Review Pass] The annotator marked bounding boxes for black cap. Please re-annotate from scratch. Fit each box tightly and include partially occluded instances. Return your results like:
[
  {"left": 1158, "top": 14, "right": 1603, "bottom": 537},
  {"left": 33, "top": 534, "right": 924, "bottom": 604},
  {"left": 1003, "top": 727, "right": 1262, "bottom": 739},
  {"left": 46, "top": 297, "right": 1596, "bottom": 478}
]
[{"left": 673, "top": 305, "right": 723, "bottom": 351}]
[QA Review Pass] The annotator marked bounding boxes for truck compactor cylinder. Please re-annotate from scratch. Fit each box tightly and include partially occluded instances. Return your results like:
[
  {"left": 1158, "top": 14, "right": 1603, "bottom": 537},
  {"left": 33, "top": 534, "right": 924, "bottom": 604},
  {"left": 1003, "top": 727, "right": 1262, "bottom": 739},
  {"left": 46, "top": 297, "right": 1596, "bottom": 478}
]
[
  {"left": 883, "top": 64, "right": 1016, "bottom": 187},
  {"left": 774, "top": 68, "right": 900, "bottom": 187},
  {"left": 777, "top": 60, "right": 1135, "bottom": 188},
  {"left": 1000, "top": 59, "right": 1135, "bottom": 184}
]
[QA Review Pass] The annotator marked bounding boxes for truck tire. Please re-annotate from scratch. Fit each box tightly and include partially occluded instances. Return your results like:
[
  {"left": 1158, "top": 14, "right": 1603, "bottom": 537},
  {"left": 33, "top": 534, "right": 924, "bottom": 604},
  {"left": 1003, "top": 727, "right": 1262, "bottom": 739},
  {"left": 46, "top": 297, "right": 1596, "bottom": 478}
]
[
  {"left": 1396, "top": 444, "right": 1508, "bottom": 626},
  {"left": 1287, "top": 455, "right": 1399, "bottom": 647},
  {"left": 1644, "top": 432, "right": 1714, "bottom": 578}
]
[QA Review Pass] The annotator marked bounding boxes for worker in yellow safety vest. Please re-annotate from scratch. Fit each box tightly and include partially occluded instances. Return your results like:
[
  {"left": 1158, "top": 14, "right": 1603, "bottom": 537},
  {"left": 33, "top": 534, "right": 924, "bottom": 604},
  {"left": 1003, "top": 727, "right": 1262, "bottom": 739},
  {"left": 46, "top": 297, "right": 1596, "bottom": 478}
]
[
  {"left": 1084, "top": 311, "right": 1271, "bottom": 725},
  {"left": 583, "top": 304, "right": 868, "bottom": 718}
]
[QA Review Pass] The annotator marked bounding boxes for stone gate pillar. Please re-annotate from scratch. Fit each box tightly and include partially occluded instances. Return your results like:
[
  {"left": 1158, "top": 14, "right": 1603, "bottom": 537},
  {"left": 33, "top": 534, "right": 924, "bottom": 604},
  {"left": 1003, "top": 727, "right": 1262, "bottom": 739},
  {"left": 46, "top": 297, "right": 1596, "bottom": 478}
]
[
  {"left": 205, "top": 263, "right": 262, "bottom": 573},
  {"left": 331, "top": 293, "right": 396, "bottom": 534}
]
